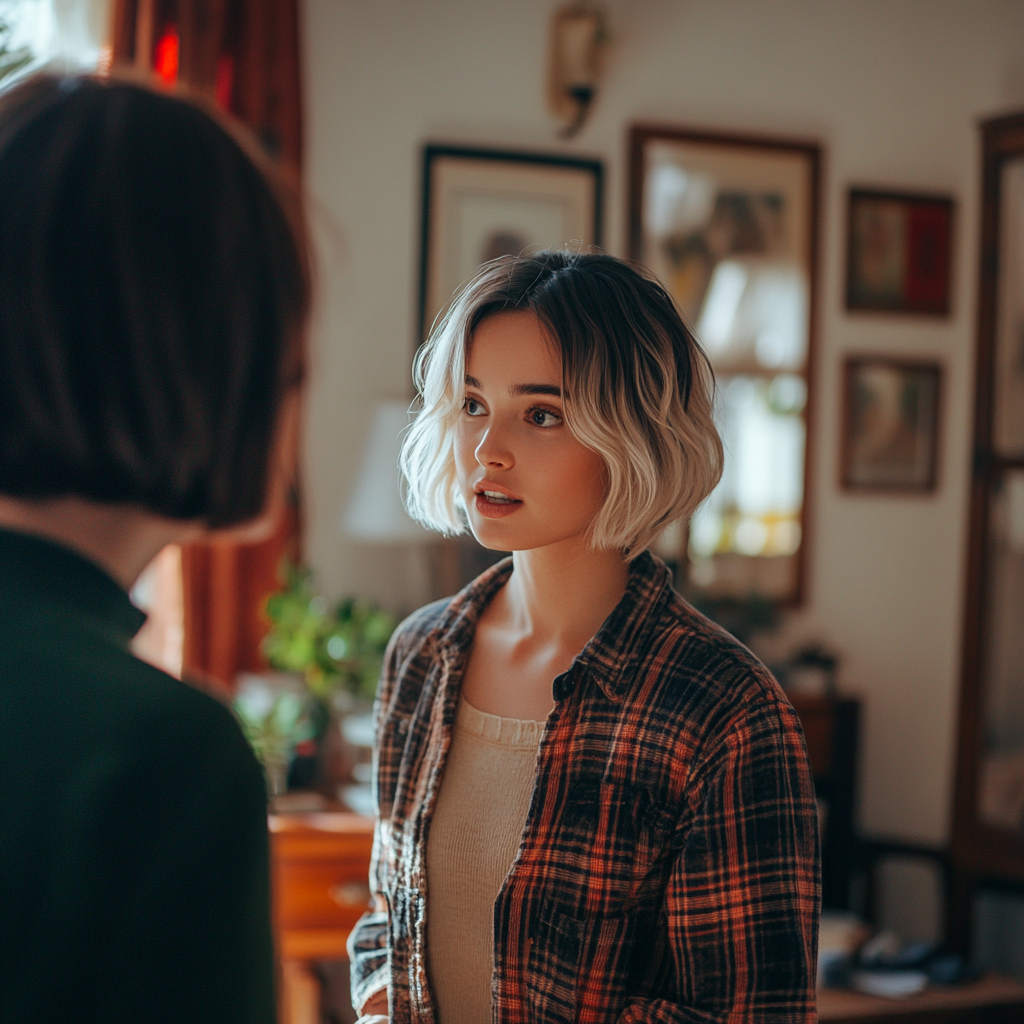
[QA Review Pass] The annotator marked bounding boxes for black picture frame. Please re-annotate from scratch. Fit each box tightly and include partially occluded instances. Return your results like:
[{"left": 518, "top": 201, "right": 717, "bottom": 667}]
[{"left": 418, "top": 144, "right": 603, "bottom": 343}]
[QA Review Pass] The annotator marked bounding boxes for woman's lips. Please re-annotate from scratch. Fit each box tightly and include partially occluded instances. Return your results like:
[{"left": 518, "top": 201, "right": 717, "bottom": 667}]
[{"left": 475, "top": 491, "right": 523, "bottom": 519}]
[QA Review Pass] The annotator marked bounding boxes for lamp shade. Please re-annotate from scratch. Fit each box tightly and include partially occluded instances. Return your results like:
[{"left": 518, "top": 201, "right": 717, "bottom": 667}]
[{"left": 343, "top": 401, "right": 432, "bottom": 543}]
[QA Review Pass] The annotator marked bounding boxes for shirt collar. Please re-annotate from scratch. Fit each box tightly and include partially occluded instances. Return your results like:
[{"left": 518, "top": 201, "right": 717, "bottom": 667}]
[
  {"left": 0, "top": 527, "right": 147, "bottom": 646},
  {"left": 429, "top": 549, "right": 673, "bottom": 703}
]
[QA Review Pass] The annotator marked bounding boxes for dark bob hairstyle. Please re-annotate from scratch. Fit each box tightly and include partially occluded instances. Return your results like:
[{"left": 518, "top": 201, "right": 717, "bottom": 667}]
[{"left": 0, "top": 74, "right": 309, "bottom": 527}]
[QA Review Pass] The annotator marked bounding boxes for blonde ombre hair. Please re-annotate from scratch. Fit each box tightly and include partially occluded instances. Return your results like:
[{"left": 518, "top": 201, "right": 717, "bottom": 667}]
[{"left": 400, "top": 250, "right": 723, "bottom": 556}]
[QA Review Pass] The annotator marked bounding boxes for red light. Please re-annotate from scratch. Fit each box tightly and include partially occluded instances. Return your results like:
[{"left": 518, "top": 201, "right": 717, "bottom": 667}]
[{"left": 153, "top": 26, "right": 179, "bottom": 87}]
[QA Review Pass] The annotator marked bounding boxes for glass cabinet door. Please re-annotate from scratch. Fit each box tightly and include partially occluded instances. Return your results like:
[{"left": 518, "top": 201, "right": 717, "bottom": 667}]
[
  {"left": 975, "top": 153, "right": 1024, "bottom": 838},
  {"left": 992, "top": 156, "right": 1024, "bottom": 459},
  {"left": 951, "top": 114, "right": 1024, "bottom": 925},
  {"left": 977, "top": 467, "right": 1024, "bottom": 835}
]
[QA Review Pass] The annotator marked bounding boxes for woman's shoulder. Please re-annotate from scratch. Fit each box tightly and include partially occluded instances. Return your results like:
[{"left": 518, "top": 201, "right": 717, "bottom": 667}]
[
  {"left": 387, "top": 595, "right": 455, "bottom": 661},
  {"left": 375, "top": 595, "right": 456, "bottom": 707},
  {"left": 630, "top": 588, "right": 795, "bottom": 745}
]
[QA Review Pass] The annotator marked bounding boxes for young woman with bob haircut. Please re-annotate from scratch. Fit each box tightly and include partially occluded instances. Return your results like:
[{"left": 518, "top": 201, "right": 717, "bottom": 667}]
[
  {"left": 0, "top": 74, "right": 308, "bottom": 1024},
  {"left": 349, "top": 250, "right": 820, "bottom": 1023}
]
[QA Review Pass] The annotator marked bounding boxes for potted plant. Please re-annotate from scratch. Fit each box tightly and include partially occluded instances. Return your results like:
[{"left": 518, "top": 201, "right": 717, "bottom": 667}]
[{"left": 234, "top": 563, "right": 395, "bottom": 798}]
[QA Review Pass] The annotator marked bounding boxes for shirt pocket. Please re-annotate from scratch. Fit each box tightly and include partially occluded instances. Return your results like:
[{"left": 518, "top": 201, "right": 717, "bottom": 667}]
[
  {"left": 525, "top": 897, "right": 583, "bottom": 1023},
  {"left": 562, "top": 774, "right": 676, "bottom": 914},
  {"left": 525, "top": 897, "right": 648, "bottom": 1023}
]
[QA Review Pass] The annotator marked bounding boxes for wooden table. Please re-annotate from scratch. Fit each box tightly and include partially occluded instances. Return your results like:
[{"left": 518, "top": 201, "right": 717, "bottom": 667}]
[
  {"left": 270, "top": 811, "right": 374, "bottom": 1024},
  {"left": 818, "top": 974, "right": 1024, "bottom": 1023}
]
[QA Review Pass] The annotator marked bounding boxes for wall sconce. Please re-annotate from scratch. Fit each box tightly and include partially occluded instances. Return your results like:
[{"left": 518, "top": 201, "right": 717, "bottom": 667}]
[{"left": 548, "top": 5, "right": 606, "bottom": 139}]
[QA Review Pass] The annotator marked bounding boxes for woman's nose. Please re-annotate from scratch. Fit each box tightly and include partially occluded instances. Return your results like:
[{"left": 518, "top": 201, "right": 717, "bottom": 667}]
[{"left": 474, "top": 424, "right": 514, "bottom": 469}]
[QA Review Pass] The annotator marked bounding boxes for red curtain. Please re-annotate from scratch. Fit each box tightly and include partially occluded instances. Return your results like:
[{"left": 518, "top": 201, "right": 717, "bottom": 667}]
[{"left": 112, "top": 0, "right": 304, "bottom": 688}]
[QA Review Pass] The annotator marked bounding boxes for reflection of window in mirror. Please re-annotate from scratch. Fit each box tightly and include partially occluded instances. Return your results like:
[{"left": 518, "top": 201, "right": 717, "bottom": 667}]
[
  {"left": 632, "top": 127, "right": 820, "bottom": 603},
  {"left": 130, "top": 545, "right": 184, "bottom": 678}
]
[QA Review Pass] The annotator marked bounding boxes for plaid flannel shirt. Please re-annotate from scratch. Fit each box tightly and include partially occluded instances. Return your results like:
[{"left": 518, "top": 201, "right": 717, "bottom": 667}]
[{"left": 349, "top": 551, "right": 820, "bottom": 1023}]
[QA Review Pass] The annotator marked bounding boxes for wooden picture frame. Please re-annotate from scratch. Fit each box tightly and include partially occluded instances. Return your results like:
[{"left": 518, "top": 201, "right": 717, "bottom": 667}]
[
  {"left": 845, "top": 188, "right": 954, "bottom": 315},
  {"left": 418, "top": 144, "right": 603, "bottom": 342},
  {"left": 629, "top": 125, "right": 821, "bottom": 605},
  {"left": 840, "top": 356, "right": 942, "bottom": 492}
]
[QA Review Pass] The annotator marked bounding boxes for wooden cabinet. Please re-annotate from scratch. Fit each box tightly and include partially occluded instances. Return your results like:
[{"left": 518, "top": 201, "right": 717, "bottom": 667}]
[
  {"left": 950, "top": 110, "right": 1024, "bottom": 951},
  {"left": 270, "top": 812, "right": 374, "bottom": 1024}
]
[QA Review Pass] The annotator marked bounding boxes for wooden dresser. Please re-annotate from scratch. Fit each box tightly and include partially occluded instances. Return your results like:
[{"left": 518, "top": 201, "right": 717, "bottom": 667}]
[{"left": 270, "top": 812, "right": 374, "bottom": 1024}]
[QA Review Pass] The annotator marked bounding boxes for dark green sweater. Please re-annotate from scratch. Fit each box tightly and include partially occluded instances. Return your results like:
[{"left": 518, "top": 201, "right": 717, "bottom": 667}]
[{"left": 0, "top": 529, "right": 275, "bottom": 1023}]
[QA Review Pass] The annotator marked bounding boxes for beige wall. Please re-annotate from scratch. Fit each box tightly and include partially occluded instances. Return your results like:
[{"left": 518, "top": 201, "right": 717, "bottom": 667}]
[{"left": 301, "top": 0, "right": 1024, "bottom": 848}]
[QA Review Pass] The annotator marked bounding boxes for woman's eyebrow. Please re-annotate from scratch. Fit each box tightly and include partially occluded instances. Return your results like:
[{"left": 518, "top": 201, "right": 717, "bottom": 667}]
[
  {"left": 511, "top": 383, "right": 562, "bottom": 397},
  {"left": 464, "top": 375, "right": 561, "bottom": 398}
]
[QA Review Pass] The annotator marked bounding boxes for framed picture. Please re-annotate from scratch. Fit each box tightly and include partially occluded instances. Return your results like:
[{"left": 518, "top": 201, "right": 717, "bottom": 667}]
[
  {"left": 846, "top": 188, "right": 953, "bottom": 315},
  {"left": 419, "top": 144, "right": 603, "bottom": 340},
  {"left": 629, "top": 125, "right": 820, "bottom": 604},
  {"left": 841, "top": 356, "right": 942, "bottom": 491}
]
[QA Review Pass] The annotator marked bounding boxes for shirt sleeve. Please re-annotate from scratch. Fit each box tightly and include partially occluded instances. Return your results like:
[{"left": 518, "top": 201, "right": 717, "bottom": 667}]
[
  {"left": 348, "top": 625, "right": 407, "bottom": 1013},
  {"left": 618, "top": 698, "right": 820, "bottom": 1023},
  {"left": 347, "top": 815, "right": 391, "bottom": 1013}
]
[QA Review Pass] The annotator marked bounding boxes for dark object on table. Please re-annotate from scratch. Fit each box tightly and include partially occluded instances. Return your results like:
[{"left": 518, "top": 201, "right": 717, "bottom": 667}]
[
  {"left": 845, "top": 933, "right": 979, "bottom": 995},
  {"left": 788, "top": 643, "right": 840, "bottom": 698}
]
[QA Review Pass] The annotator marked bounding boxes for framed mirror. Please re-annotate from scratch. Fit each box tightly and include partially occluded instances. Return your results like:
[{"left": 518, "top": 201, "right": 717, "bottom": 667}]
[{"left": 629, "top": 126, "right": 820, "bottom": 604}]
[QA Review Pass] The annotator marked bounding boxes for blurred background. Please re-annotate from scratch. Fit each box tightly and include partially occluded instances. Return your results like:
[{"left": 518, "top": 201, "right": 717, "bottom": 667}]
[{"left": 3, "top": 1, "right": 1022, "bottom": 1020}]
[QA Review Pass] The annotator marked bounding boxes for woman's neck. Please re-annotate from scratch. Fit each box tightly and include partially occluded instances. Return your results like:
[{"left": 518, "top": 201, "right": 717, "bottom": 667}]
[{"left": 502, "top": 539, "right": 630, "bottom": 652}]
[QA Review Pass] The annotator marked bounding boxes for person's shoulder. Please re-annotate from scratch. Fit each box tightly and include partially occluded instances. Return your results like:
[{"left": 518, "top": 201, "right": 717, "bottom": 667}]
[
  {"left": 376, "top": 596, "right": 453, "bottom": 710},
  {"left": 1, "top": 616, "right": 263, "bottom": 820},
  {"left": 635, "top": 587, "right": 791, "bottom": 740},
  {"left": 388, "top": 595, "right": 454, "bottom": 660},
  {"left": 89, "top": 649, "right": 258, "bottom": 780}
]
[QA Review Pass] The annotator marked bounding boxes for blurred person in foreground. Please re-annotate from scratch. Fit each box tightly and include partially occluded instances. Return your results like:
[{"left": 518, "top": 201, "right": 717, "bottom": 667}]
[{"left": 0, "top": 74, "right": 309, "bottom": 1024}]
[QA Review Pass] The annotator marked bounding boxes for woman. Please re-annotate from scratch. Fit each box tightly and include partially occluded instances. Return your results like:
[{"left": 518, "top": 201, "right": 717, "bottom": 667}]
[
  {"left": 350, "top": 251, "right": 819, "bottom": 1023},
  {"left": 0, "top": 74, "right": 307, "bottom": 1024}
]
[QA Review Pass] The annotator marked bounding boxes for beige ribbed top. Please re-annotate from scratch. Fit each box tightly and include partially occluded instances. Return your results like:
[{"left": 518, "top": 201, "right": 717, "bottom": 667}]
[{"left": 425, "top": 696, "right": 545, "bottom": 1024}]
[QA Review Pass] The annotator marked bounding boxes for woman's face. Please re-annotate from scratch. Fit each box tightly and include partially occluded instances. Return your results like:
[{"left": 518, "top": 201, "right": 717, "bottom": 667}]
[{"left": 455, "top": 310, "right": 606, "bottom": 553}]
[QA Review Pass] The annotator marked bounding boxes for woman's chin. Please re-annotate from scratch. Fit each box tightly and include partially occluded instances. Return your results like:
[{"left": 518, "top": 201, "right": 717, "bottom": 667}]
[
  {"left": 468, "top": 516, "right": 571, "bottom": 555},
  {"left": 468, "top": 520, "right": 518, "bottom": 552}
]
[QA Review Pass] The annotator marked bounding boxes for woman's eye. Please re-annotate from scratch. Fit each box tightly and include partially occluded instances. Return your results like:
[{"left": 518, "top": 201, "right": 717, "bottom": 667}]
[
  {"left": 464, "top": 397, "right": 485, "bottom": 416},
  {"left": 528, "top": 407, "right": 562, "bottom": 428}
]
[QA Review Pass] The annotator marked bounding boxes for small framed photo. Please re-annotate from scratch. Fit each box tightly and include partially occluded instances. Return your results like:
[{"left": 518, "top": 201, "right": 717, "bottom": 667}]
[
  {"left": 419, "top": 144, "right": 603, "bottom": 340},
  {"left": 841, "top": 356, "right": 942, "bottom": 492},
  {"left": 846, "top": 188, "right": 953, "bottom": 315}
]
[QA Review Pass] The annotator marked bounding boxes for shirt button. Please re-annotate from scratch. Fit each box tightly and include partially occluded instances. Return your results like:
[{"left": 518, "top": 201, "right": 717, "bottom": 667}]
[{"left": 552, "top": 671, "right": 575, "bottom": 701}]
